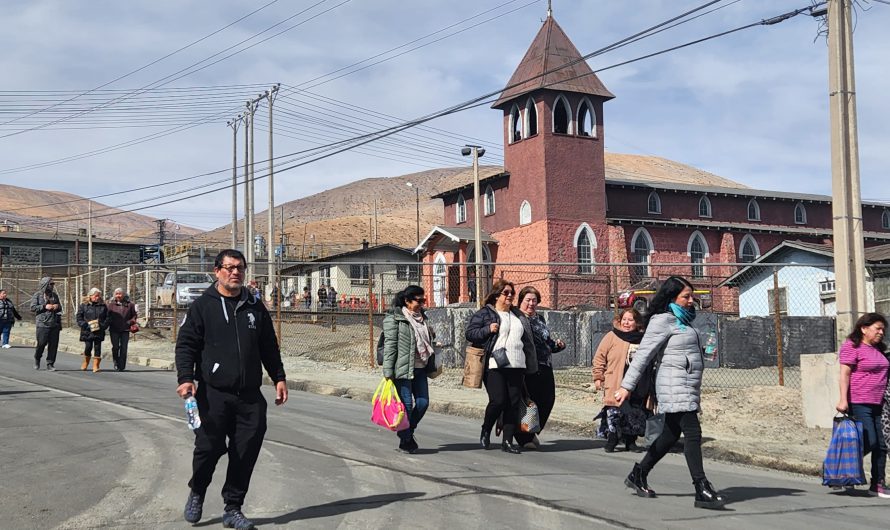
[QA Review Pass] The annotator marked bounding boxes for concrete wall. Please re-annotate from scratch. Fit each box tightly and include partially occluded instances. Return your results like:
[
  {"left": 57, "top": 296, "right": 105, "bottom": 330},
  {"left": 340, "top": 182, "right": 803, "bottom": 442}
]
[{"left": 717, "top": 316, "right": 836, "bottom": 369}]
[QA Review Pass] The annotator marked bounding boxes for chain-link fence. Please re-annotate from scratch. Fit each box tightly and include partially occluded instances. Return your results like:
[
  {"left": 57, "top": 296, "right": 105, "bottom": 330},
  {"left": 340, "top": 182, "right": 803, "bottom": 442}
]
[{"left": 2, "top": 260, "right": 884, "bottom": 390}]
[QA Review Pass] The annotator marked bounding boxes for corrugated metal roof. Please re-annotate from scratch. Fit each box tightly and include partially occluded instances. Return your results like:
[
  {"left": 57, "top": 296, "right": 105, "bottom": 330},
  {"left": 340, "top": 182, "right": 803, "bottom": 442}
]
[
  {"left": 493, "top": 16, "right": 613, "bottom": 108},
  {"left": 0, "top": 231, "right": 141, "bottom": 246}
]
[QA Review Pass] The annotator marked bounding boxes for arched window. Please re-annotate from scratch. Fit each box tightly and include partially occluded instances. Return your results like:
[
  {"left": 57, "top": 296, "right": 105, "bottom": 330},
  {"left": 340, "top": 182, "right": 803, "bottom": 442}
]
[
  {"left": 509, "top": 104, "right": 522, "bottom": 143},
  {"left": 574, "top": 223, "right": 597, "bottom": 274},
  {"left": 747, "top": 199, "right": 760, "bottom": 221},
  {"left": 630, "top": 228, "right": 653, "bottom": 282},
  {"left": 519, "top": 200, "right": 531, "bottom": 225},
  {"left": 882, "top": 210, "right": 890, "bottom": 230},
  {"left": 525, "top": 97, "right": 538, "bottom": 137},
  {"left": 552, "top": 95, "right": 571, "bottom": 134},
  {"left": 484, "top": 185, "right": 495, "bottom": 216},
  {"left": 794, "top": 202, "right": 807, "bottom": 224},
  {"left": 698, "top": 196, "right": 712, "bottom": 218},
  {"left": 647, "top": 192, "right": 661, "bottom": 214},
  {"left": 739, "top": 235, "right": 760, "bottom": 263},
  {"left": 456, "top": 195, "right": 466, "bottom": 223},
  {"left": 576, "top": 98, "right": 596, "bottom": 137},
  {"left": 688, "top": 232, "right": 708, "bottom": 278}
]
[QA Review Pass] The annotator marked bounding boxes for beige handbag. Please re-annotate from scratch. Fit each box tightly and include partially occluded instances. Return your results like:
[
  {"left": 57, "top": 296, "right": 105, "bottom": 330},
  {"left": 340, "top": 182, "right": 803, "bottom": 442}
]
[
  {"left": 88, "top": 319, "right": 101, "bottom": 332},
  {"left": 462, "top": 345, "right": 486, "bottom": 388}
]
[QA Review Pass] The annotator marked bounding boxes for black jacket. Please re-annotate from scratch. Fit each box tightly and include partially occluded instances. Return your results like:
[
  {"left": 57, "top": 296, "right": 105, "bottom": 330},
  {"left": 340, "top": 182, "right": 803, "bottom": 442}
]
[
  {"left": 465, "top": 305, "right": 537, "bottom": 373},
  {"left": 29, "top": 277, "right": 62, "bottom": 329},
  {"left": 175, "top": 282, "right": 286, "bottom": 393},
  {"left": 76, "top": 301, "right": 109, "bottom": 341},
  {"left": 0, "top": 299, "right": 22, "bottom": 323}
]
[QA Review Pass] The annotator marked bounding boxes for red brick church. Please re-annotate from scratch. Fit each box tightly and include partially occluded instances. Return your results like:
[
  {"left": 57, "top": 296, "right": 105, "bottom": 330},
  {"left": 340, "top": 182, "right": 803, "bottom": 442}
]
[{"left": 416, "top": 14, "right": 890, "bottom": 310}]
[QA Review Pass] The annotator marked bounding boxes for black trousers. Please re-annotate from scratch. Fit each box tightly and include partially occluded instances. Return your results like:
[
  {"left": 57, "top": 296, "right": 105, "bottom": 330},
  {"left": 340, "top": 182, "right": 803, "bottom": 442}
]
[
  {"left": 189, "top": 384, "right": 268, "bottom": 510},
  {"left": 34, "top": 327, "right": 60, "bottom": 365},
  {"left": 482, "top": 368, "right": 524, "bottom": 442},
  {"left": 515, "top": 365, "right": 555, "bottom": 445},
  {"left": 640, "top": 410, "right": 705, "bottom": 481},
  {"left": 109, "top": 330, "right": 130, "bottom": 370},
  {"left": 83, "top": 339, "right": 103, "bottom": 357}
]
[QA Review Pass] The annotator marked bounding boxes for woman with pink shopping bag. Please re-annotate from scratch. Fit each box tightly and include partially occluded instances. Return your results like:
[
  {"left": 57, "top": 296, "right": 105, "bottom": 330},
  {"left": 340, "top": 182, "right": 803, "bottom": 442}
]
[
  {"left": 371, "top": 379, "right": 410, "bottom": 432},
  {"left": 379, "top": 286, "right": 438, "bottom": 453}
]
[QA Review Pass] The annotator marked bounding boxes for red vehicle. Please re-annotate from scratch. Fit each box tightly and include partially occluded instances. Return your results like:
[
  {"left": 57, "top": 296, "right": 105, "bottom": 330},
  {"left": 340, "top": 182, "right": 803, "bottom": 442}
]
[{"left": 616, "top": 279, "right": 712, "bottom": 314}]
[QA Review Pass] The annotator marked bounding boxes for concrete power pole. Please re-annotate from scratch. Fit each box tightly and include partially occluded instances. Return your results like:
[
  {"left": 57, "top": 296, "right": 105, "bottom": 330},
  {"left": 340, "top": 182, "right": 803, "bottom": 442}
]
[
  {"left": 227, "top": 116, "right": 242, "bottom": 249},
  {"left": 267, "top": 84, "right": 279, "bottom": 295},
  {"left": 87, "top": 201, "right": 93, "bottom": 271},
  {"left": 243, "top": 106, "right": 250, "bottom": 258},
  {"left": 828, "top": 0, "right": 867, "bottom": 341},
  {"left": 245, "top": 100, "right": 259, "bottom": 278}
]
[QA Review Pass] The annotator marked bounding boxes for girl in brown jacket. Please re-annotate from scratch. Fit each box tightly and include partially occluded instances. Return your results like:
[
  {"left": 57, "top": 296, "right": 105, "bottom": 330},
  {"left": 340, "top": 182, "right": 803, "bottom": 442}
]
[{"left": 593, "top": 309, "right": 645, "bottom": 452}]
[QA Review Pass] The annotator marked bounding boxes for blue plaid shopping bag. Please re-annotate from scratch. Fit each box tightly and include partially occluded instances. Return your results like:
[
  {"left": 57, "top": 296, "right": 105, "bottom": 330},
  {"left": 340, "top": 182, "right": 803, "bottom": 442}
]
[{"left": 822, "top": 414, "right": 867, "bottom": 487}]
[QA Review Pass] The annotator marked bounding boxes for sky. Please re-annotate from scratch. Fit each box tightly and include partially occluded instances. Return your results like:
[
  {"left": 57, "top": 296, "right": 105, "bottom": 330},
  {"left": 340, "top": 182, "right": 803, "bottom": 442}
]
[{"left": 1, "top": 0, "right": 888, "bottom": 233}]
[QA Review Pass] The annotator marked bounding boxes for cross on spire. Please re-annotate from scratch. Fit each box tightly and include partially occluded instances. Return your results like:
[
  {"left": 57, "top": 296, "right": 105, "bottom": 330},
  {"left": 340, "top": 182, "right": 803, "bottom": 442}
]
[{"left": 547, "top": 0, "right": 552, "bottom": 18}]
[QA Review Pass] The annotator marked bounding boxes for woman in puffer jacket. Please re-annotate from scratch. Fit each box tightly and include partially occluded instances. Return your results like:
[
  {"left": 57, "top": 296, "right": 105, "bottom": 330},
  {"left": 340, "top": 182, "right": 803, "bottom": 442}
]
[
  {"left": 615, "top": 276, "right": 725, "bottom": 510},
  {"left": 76, "top": 288, "right": 109, "bottom": 373},
  {"left": 382, "top": 285, "right": 438, "bottom": 454},
  {"left": 465, "top": 279, "right": 537, "bottom": 454}
]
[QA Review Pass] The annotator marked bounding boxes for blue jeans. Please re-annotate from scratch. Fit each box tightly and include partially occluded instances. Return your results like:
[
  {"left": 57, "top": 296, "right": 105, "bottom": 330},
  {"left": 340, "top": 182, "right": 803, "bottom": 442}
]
[
  {"left": 0, "top": 321, "right": 12, "bottom": 346},
  {"left": 851, "top": 403, "right": 887, "bottom": 485},
  {"left": 395, "top": 369, "right": 429, "bottom": 441}
]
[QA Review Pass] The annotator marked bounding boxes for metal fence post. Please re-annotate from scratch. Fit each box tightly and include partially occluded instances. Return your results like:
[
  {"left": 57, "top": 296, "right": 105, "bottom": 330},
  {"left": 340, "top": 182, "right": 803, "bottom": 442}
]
[
  {"left": 773, "top": 267, "right": 785, "bottom": 386},
  {"left": 368, "top": 268, "right": 375, "bottom": 367}
]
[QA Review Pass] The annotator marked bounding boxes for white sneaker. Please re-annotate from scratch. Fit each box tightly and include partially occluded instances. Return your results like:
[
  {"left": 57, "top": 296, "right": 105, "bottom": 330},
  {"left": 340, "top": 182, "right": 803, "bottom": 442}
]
[{"left": 1, "top": 344, "right": 10, "bottom": 348}]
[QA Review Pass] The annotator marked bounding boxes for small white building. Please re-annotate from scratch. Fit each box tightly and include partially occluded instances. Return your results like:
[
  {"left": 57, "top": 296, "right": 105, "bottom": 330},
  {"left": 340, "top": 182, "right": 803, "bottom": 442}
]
[{"left": 721, "top": 241, "right": 890, "bottom": 317}]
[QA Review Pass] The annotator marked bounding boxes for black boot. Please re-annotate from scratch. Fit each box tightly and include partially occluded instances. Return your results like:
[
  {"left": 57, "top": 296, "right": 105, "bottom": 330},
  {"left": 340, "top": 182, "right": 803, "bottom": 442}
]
[
  {"left": 624, "top": 463, "right": 656, "bottom": 498},
  {"left": 625, "top": 436, "right": 640, "bottom": 453},
  {"left": 501, "top": 438, "right": 521, "bottom": 454},
  {"left": 693, "top": 478, "right": 726, "bottom": 509},
  {"left": 605, "top": 432, "right": 619, "bottom": 453},
  {"left": 480, "top": 427, "right": 491, "bottom": 450}
]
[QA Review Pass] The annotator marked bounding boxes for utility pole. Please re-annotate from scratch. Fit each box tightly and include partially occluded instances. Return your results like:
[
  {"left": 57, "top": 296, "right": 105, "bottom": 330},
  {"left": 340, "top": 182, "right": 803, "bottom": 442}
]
[
  {"left": 827, "top": 0, "right": 866, "bottom": 341},
  {"left": 267, "top": 84, "right": 279, "bottom": 295},
  {"left": 227, "top": 116, "right": 242, "bottom": 249},
  {"left": 87, "top": 202, "right": 93, "bottom": 271},
  {"left": 243, "top": 105, "right": 250, "bottom": 258},
  {"left": 245, "top": 99, "right": 260, "bottom": 279},
  {"left": 462, "top": 145, "right": 486, "bottom": 308}
]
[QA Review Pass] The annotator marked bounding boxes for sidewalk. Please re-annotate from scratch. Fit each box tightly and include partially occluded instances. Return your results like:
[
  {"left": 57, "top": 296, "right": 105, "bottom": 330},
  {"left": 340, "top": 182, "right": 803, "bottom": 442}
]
[{"left": 10, "top": 321, "right": 828, "bottom": 476}]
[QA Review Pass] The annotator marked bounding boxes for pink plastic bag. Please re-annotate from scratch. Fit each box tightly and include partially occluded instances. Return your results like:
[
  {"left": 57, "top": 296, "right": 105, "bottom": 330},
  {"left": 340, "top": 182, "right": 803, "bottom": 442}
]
[{"left": 371, "top": 378, "right": 409, "bottom": 432}]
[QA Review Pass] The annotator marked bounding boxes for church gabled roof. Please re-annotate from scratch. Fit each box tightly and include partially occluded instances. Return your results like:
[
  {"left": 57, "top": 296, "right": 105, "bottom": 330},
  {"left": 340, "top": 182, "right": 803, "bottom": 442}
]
[{"left": 492, "top": 16, "right": 614, "bottom": 108}]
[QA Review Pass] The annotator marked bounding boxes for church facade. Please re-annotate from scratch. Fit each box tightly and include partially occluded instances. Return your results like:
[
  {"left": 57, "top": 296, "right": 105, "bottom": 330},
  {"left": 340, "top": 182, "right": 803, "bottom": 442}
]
[{"left": 416, "top": 15, "right": 890, "bottom": 311}]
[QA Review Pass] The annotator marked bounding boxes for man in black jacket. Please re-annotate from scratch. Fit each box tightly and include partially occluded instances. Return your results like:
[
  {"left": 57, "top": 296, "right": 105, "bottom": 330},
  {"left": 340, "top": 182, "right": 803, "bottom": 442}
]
[
  {"left": 29, "top": 277, "right": 62, "bottom": 370},
  {"left": 175, "top": 249, "right": 288, "bottom": 530}
]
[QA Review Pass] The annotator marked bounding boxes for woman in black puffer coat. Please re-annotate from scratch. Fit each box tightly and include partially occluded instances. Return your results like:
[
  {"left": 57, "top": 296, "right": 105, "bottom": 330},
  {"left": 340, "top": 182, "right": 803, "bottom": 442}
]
[{"left": 76, "top": 288, "right": 109, "bottom": 373}]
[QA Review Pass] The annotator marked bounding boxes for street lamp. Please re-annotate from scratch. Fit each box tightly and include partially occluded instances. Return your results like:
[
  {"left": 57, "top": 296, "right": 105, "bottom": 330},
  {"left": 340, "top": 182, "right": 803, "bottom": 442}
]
[
  {"left": 461, "top": 145, "right": 485, "bottom": 308},
  {"left": 406, "top": 182, "right": 420, "bottom": 247}
]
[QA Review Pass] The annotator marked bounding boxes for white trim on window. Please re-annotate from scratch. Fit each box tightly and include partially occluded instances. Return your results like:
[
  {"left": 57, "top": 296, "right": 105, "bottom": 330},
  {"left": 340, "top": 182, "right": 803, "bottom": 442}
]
[
  {"left": 647, "top": 192, "right": 661, "bottom": 214},
  {"left": 552, "top": 94, "right": 572, "bottom": 135},
  {"left": 456, "top": 195, "right": 467, "bottom": 224},
  {"left": 576, "top": 97, "right": 596, "bottom": 138},
  {"left": 574, "top": 223, "right": 596, "bottom": 274},
  {"left": 698, "top": 195, "right": 712, "bottom": 218},
  {"left": 525, "top": 97, "right": 538, "bottom": 137},
  {"left": 882, "top": 209, "right": 890, "bottom": 230},
  {"left": 484, "top": 185, "right": 495, "bottom": 216},
  {"left": 794, "top": 202, "right": 807, "bottom": 224},
  {"left": 739, "top": 234, "right": 760, "bottom": 263},
  {"left": 519, "top": 200, "right": 531, "bottom": 225},
  {"left": 747, "top": 199, "right": 761, "bottom": 221}
]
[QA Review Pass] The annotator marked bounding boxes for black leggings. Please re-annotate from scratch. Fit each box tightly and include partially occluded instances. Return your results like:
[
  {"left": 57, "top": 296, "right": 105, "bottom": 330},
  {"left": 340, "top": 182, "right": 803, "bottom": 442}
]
[
  {"left": 83, "top": 339, "right": 102, "bottom": 357},
  {"left": 482, "top": 368, "right": 524, "bottom": 442},
  {"left": 640, "top": 410, "right": 705, "bottom": 481}
]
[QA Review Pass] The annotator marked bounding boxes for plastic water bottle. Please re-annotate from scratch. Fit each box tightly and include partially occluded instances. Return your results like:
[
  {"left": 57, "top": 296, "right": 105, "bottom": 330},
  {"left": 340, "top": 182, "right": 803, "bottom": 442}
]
[
  {"left": 703, "top": 332, "right": 717, "bottom": 362},
  {"left": 184, "top": 393, "right": 201, "bottom": 430}
]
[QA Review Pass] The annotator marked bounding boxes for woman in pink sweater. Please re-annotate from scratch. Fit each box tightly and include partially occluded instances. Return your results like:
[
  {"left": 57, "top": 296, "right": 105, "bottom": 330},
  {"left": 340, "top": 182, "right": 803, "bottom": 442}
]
[{"left": 836, "top": 312, "right": 889, "bottom": 498}]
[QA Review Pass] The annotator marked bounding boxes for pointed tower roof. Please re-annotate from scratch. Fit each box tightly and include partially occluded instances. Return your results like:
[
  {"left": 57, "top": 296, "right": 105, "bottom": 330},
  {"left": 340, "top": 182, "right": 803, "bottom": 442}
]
[{"left": 493, "top": 16, "right": 614, "bottom": 108}]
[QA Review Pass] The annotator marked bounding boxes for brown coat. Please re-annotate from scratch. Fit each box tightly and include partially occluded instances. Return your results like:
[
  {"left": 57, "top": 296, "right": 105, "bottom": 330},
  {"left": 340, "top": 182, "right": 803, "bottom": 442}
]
[{"left": 592, "top": 331, "right": 632, "bottom": 407}]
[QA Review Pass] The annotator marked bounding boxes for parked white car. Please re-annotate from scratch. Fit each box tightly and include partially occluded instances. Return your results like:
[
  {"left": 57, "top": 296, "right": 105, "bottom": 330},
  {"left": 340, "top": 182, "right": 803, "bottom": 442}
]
[{"left": 155, "top": 272, "right": 213, "bottom": 307}]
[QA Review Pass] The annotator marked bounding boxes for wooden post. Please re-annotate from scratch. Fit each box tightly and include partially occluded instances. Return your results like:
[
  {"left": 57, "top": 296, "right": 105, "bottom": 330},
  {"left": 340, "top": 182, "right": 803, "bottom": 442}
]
[{"left": 773, "top": 267, "right": 785, "bottom": 386}]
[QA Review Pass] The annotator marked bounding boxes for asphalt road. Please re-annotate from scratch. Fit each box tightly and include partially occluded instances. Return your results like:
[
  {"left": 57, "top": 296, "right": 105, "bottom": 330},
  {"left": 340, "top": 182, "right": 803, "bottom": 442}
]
[{"left": 1, "top": 346, "right": 886, "bottom": 529}]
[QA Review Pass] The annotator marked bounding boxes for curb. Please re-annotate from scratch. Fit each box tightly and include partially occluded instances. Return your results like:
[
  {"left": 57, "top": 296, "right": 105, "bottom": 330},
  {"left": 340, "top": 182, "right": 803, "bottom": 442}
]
[{"left": 11, "top": 338, "right": 176, "bottom": 370}]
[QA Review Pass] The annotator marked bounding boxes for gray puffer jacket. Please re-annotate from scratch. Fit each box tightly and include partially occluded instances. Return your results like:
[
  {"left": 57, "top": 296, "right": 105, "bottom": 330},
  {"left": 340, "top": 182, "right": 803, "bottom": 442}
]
[
  {"left": 29, "top": 277, "right": 62, "bottom": 330},
  {"left": 620, "top": 312, "right": 703, "bottom": 413}
]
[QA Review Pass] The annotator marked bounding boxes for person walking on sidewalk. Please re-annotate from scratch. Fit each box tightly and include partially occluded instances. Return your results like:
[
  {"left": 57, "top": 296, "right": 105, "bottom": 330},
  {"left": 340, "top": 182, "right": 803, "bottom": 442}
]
[
  {"left": 836, "top": 312, "right": 890, "bottom": 498},
  {"left": 466, "top": 279, "right": 537, "bottom": 455},
  {"left": 176, "top": 249, "right": 288, "bottom": 530},
  {"left": 76, "top": 288, "right": 109, "bottom": 373},
  {"left": 382, "top": 285, "right": 437, "bottom": 454},
  {"left": 29, "top": 277, "right": 62, "bottom": 371},
  {"left": 615, "top": 276, "right": 726, "bottom": 510},
  {"left": 0, "top": 289, "right": 23, "bottom": 348},
  {"left": 106, "top": 287, "right": 137, "bottom": 371},
  {"left": 513, "top": 286, "right": 565, "bottom": 450},
  {"left": 593, "top": 308, "right": 646, "bottom": 453}
]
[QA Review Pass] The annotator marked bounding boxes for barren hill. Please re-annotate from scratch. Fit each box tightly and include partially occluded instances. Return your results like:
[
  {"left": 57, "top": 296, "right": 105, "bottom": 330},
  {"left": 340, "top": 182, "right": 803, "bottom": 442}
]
[{"left": 0, "top": 183, "right": 200, "bottom": 242}]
